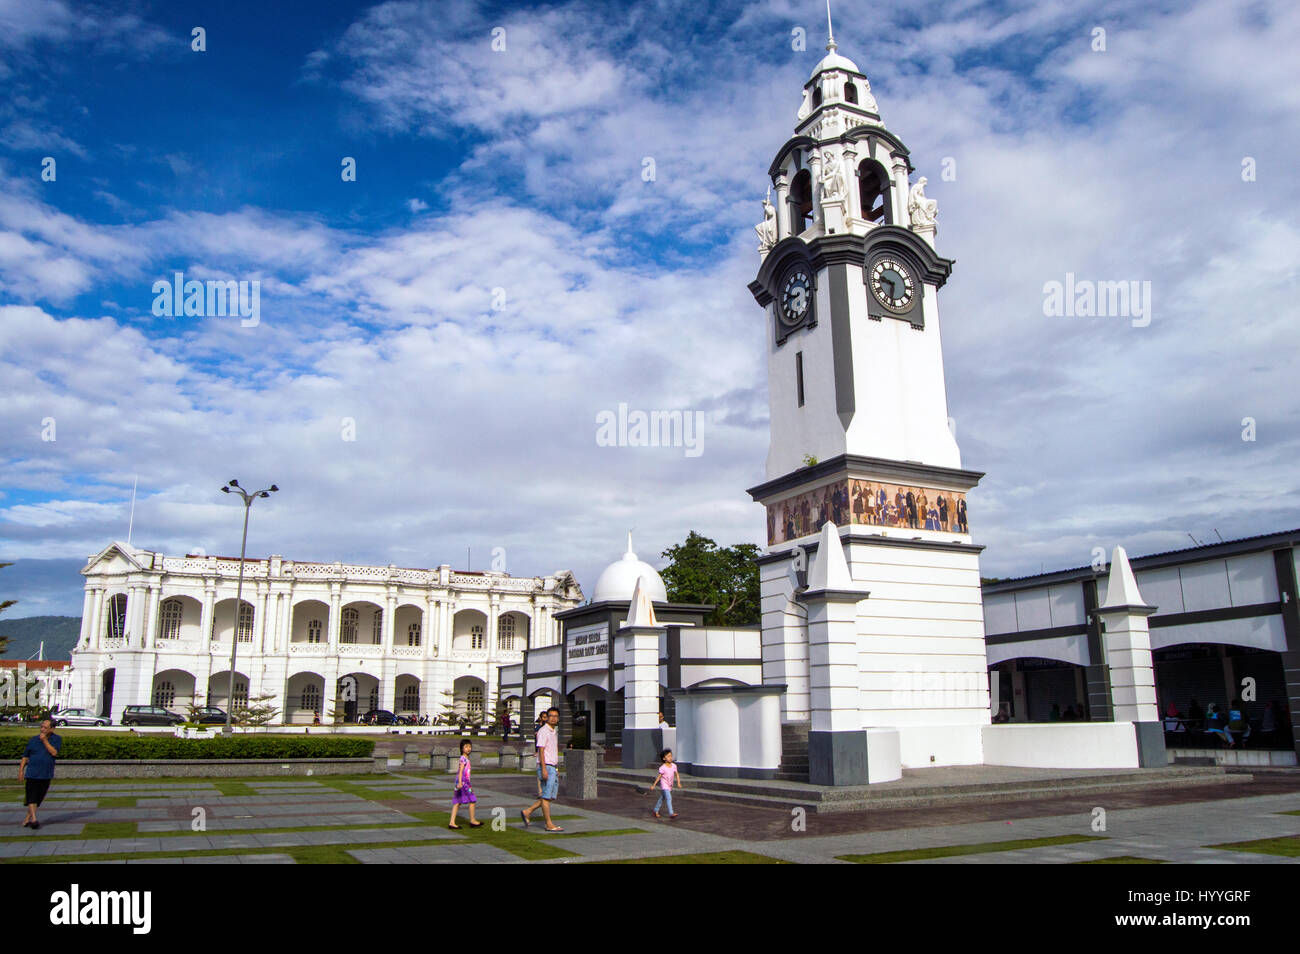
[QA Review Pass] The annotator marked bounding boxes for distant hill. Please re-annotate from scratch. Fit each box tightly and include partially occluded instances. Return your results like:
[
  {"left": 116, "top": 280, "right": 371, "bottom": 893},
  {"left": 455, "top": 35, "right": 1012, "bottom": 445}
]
[{"left": 0, "top": 616, "right": 80, "bottom": 661}]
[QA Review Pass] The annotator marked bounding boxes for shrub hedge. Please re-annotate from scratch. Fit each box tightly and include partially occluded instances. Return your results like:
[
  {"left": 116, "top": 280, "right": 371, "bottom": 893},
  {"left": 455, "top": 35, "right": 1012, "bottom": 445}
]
[{"left": 0, "top": 735, "right": 375, "bottom": 761}]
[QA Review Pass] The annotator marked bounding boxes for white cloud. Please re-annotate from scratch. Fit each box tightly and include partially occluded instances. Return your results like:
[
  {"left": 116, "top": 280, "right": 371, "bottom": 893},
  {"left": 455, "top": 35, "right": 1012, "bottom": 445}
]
[{"left": 2, "top": 0, "right": 1299, "bottom": 605}]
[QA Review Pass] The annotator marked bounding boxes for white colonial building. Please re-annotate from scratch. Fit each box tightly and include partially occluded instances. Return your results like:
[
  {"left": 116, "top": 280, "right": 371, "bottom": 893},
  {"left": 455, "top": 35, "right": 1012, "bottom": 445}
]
[{"left": 69, "top": 542, "right": 582, "bottom": 726}]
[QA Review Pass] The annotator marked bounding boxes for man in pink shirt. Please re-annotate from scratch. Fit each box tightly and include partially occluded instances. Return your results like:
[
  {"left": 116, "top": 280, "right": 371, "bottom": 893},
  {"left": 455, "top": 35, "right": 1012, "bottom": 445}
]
[{"left": 521, "top": 707, "right": 564, "bottom": 831}]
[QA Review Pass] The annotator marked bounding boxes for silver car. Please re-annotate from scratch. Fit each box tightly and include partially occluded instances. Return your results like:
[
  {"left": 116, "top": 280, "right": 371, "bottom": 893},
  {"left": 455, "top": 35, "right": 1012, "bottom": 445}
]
[{"left": 53, "top": 708, "right": 110, "bottom": 727}]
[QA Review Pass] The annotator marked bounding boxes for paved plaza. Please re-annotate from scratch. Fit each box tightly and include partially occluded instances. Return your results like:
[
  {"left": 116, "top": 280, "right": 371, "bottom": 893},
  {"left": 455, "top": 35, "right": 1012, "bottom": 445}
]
[{"left": 3, "top": 767, "right": 1300, "bottom": 864}]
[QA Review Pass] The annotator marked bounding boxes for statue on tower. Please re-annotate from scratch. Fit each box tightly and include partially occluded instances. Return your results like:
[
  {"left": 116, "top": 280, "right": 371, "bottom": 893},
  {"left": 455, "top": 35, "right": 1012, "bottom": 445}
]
[
  {"left": 755, "top": 192, "right": 778, "bottom": 250},
  {"left": 819, "top": 152, "right": 847, "bottom": 204},
  {"left": 908, "top": 177, "right": 939, "bottom": 228}
]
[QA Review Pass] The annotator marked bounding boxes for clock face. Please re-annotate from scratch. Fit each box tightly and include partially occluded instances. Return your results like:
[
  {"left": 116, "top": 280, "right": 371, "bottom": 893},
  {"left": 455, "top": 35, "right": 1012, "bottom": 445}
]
[
  {"left": 870, "top": 257, "right": 915, "bottom": 311},
  {"left": 780, "top": 269, "right": 813, "bottom": 325}
]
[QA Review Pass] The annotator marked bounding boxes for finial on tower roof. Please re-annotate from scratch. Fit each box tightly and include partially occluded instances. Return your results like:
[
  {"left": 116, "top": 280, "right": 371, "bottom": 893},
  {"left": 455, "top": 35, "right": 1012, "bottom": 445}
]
[{"left": 826, "top": 0, "right": 837, "bottom": 52}]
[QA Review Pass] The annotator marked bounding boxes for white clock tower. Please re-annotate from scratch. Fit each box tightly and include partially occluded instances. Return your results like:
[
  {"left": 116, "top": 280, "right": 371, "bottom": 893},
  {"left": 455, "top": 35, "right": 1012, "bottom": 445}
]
[{"left": 746, "top": 28, "right": 991, "bottom": 783}]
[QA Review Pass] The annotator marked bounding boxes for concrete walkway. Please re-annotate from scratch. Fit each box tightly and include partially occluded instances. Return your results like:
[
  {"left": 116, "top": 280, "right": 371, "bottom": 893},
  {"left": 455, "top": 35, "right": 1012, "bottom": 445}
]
[{"left": 1, "top": 769, "right": 1297, "bottom": 864}]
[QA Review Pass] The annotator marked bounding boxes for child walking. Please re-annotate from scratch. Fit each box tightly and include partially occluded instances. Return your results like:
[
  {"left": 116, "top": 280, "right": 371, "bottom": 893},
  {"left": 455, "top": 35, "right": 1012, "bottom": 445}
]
[
  {"left": 651, "top": 748, "right": 681, "bottom": 819},
  {"left": 449, "top": 739, "right": 483, "bottom": 830}
]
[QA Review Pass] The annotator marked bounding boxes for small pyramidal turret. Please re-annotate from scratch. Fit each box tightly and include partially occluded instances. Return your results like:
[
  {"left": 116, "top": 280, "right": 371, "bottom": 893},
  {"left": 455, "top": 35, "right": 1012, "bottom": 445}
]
[
  {"left": 627, "top": 575, "right": 659, "bottom": 628},
  {"left": 1099, "top": 546, "right": 1153, "bottom": 611},
  {"left": 808, "top": 520, "right": 853, "bottom": 590}
]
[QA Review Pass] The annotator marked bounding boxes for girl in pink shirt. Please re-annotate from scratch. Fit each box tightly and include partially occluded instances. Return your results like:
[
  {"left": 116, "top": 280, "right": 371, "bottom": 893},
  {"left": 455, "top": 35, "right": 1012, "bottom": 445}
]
[{"left": 651, "top": 748, "right": 682, "bottom": 819}]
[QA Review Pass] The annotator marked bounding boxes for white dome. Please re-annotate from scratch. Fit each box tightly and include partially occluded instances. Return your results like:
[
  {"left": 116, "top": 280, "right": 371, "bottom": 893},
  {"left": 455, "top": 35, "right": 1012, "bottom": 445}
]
[
  {"left": 809, "top": 49, "right": 860, "bottom": 79},
  {"left": 592, "top": 538, "right": 668, "bottom": 604}
]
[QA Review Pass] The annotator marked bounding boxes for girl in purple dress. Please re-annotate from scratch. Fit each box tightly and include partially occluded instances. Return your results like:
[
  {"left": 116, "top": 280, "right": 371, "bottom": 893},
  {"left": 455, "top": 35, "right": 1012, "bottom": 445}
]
[{"left": 449, "top": 739, "right": 483, "bottom": 829}]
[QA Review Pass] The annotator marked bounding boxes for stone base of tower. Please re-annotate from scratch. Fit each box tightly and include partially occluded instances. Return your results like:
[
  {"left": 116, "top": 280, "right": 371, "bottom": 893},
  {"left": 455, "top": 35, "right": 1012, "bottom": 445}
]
[
  {"left": 807, "top": 729, "right": 870, "bottom": 785},
  {"left": 756, "top": 528, "right": 991, "bottom": 757},
  {"left": 621, "top": 728, "right": 663, "bottom": 770}
]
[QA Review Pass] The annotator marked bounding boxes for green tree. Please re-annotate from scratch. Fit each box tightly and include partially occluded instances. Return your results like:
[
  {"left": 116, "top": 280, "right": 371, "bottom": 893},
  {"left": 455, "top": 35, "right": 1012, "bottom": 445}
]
[
  {"left": 660, "top": 532, "right": 761, "bottom": 626},
  {"left": 0, "top": 561, "right": 14, "bottom": 656},
  {"left": 232, "top": 691, "right": 281, "bottom": 727}
]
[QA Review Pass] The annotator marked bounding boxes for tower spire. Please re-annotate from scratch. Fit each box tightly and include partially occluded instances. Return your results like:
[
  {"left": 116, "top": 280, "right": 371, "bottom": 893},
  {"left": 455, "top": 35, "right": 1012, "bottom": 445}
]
[{"left": 826, "top": 0, "right": 837, "bottom": 52}]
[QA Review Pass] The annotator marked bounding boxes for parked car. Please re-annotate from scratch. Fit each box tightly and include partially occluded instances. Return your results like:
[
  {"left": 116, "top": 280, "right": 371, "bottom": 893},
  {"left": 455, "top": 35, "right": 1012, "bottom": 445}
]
[
  {"left": 52, "top": 708, "right": 111, "bottom": 727},
  {"left": 359, "top": 709, "right": 409, "bottom": 726},
  {"left": 189, "top": 706, "right": 228, "bottom": 725},
  {"left": 120, "top": 705, "right": 185, "bottom": 726}
]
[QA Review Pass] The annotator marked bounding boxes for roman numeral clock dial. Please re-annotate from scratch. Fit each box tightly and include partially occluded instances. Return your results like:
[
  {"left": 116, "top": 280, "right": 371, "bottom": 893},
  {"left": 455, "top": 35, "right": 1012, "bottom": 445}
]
[
  {"left": 780, "top": 268, "right": 813, "bottom": 328},
  {"left": 870, "top": 258, "right": 915, "bottom": 312}
]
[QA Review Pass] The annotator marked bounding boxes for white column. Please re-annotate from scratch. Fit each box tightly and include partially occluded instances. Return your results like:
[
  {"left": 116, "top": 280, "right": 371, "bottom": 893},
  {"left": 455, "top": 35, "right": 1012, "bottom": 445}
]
[
  {"left": 1096, "top": 546, "right": 1159, "bottom": 724},
  {"left": 200, "top": 587, "right": 215, "bottom": 645},
  {"left": 254, "top": 585, "right": 270, "bottom": 654},
  {"left": 277, "top": 590, "right": 291, "bottom": 654},
  {"left": 891, "top": 156, "right": 909, "bottom": 227},
  {"left": 78, "top": 588, "right": 95, "bottom": 648},
  {"left": 773, "top": 172, "right": 790, "bottom": 240},
  {"left": 439, "top": 598, "right": 452, "bottom": 657},
  {"left": 328, "top": 586, "right": 341, "bottom": 648},
  {"left": 142, "top": 585, "right": 160, "bottom": 649},
  {"left": 801, "top": 522, "right": 872, "bottom": 785},
  {"left": 843, "top": 147, "right": 861, "bottom": 221},
  {"left": 126, "top": 584, "right": 146, "bottom": 647},
  {"left": 808, "top": 152, "right": 824, "bottom": 227},
  {"left": 422, "top": 597, "right": 434, "bottom": 659},
  {"left": 384, "top": 594, "right": 397, "bottom": 648},
  {"left": 91, "top": 588, "right": 105, "bottom": 649}
]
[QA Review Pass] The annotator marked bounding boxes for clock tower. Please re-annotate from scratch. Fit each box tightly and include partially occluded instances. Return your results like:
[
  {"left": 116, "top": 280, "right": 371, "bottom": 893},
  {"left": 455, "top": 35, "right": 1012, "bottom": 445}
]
[{"left": 746, "top": 29, "right": 991, "bottom": 783}]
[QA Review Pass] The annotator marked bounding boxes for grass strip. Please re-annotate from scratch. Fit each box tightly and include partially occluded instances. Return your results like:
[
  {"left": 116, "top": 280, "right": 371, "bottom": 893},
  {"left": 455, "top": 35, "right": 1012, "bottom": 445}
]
[
  {"left": 1207, "top": 834, "right": 1300, "bottom": 857},
  {"left": 837, "top": 834, "right": 1105, "bottom": 864},
  {"left": 4, "top": 836, "right": 463, "bottom": 865},
  {"left": 80, "top": 822, "right": 139, "bottom": 838}
]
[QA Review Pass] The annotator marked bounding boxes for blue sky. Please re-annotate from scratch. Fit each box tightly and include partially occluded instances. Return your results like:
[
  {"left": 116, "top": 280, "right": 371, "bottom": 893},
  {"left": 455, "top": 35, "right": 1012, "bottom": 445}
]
[{"left": 2, "top": 0, "right": 1298, "bottom": 619}]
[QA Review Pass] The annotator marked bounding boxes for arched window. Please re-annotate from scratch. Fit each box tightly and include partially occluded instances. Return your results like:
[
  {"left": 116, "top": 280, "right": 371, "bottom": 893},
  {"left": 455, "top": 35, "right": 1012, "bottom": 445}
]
[
  {"left": 466, "top": 686, "right": 484, "bottom": 717},
  {"left": 153, "top": 681, "right": 175, "bottom": 708},
  {"left": 341, "top": 607, "right": 359, "bottom": 644},
  {"left": 302, "top": 684, "right": 321, "bottom": 713},
  {"left": 471, "top": 623, "right": 485, "bottom": 650},
  {"left": 844, "top": 80, "right": 858, "bottom": 104},
  {"left": 858, "top": 160, "right": 892, "bottom": 224},
  {"left": 372, "top": 609, "right": 382, "bottom": 644},
  {"left": 237, "top": 603, "right": 253, "bottom": 643},
  {"left": 159, "top": 599, "right": 183, "bottom": 640},
  {"left": 232, "top": 680, "right": 248, "bottom": 708},
  {"left": 105, "top": 594, "right": 128, "bottom": 639},
  {"left": 498, "top": 615, "right": 515, "bottom": 651},
  {"left": 307, "top": 619, "right": 323, "bottom": 643},
  {"left": 402, "top": 685, "right": 420, "bottom": 711},
  {"left": 790, "top": 168, "right": 813, "bottom": 235},
  {"left": 407, "top": 622, "right": 421, "bottom": 646},
  {"left": 812, "top": 86, "right": 823, "bottom": 108}
]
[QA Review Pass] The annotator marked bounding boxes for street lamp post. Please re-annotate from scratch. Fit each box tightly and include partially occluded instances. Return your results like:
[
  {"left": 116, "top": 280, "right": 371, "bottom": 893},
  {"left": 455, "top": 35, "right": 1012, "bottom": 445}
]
[{"left": 220, "top": 479, "right": 278, "bottom": 735}]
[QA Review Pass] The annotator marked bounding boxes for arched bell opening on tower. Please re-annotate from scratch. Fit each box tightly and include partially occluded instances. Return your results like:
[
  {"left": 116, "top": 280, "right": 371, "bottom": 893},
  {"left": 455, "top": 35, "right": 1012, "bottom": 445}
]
[
  {"left": 790, "top": 168, "right": 813, "bottom": 235},
  {"left": 812, "top": 86, "right": 823, "bottom": 108},
  {"left": 844, "top": 80, "right": 858, "bottom": 104},
  {"left": 858, "top": 159, "right": 892, "bottom": 225}
]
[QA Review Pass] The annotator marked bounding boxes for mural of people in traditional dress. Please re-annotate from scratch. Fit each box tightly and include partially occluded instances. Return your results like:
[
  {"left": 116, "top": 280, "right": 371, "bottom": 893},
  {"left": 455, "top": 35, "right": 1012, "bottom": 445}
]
[{"left": 766, "top": 479, "right": 970, "bottom": 544}]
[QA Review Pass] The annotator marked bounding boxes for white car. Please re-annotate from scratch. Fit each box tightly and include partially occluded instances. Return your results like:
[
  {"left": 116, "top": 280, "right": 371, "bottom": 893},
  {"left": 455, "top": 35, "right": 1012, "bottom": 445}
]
[{"left": 53, "top": 708, "right": 110, "bottom": 727}]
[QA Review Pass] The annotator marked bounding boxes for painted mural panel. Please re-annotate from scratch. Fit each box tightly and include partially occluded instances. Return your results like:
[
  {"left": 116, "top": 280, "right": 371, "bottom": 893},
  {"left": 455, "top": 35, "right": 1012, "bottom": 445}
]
[{"left": 766, "top": 479, "right": 969, "bottom": 545}]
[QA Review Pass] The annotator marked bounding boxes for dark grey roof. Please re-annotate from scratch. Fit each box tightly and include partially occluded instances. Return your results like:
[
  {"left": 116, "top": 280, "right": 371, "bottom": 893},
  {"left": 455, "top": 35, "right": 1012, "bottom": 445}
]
[{"left": 981, "top": 527, "right": 1300, "bottom": 595}]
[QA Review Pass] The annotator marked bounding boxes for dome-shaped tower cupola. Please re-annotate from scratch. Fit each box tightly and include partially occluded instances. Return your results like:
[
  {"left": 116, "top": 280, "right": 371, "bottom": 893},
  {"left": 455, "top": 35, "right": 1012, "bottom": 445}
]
[{"left": 754, "top": 12, "right": 925, "bottom": 256}]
